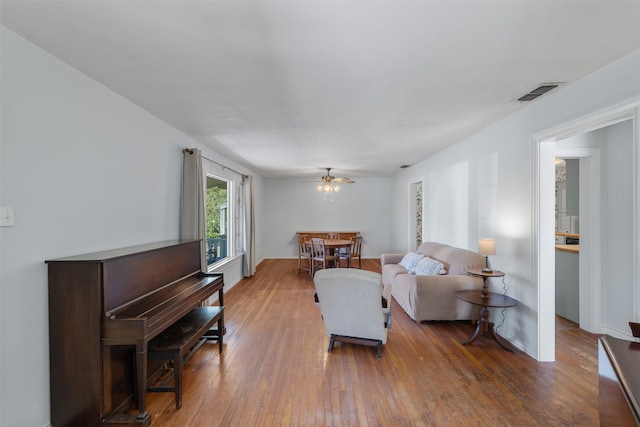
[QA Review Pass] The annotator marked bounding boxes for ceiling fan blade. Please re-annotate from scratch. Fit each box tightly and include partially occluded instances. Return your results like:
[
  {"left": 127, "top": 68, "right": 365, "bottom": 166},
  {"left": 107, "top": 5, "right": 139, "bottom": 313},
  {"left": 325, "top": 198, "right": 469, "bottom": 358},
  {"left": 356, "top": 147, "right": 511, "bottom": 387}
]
[{"left": 304, "top": 168, "right": 357, "bottom": 185}]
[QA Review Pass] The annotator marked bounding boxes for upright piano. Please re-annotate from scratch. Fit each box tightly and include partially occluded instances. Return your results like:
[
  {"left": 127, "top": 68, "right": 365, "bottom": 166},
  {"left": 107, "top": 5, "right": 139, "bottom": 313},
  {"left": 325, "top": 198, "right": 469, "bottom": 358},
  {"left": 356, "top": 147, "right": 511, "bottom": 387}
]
[
  {"left": 46, "top": 240, "right": 224, "bottom": 426},
  {"left": 598, "top": 334, "right": 640, "bottom": 426}
]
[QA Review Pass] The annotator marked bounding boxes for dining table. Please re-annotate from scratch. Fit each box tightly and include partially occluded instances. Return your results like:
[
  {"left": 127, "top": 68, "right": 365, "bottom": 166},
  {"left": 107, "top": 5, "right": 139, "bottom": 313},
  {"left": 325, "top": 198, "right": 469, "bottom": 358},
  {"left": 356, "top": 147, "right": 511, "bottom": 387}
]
[
  {"left": 317, "top": 239, "right": 351, "bottom": 250},
  {"left": 305, "top": 239, "right": 352, "bottom": 267}
]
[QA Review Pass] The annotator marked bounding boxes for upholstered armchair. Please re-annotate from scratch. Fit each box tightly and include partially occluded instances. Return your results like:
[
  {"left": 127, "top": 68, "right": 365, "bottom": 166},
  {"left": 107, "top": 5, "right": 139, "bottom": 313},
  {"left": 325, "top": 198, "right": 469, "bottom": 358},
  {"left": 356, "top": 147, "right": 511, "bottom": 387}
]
[{"left": 313, "top": 268, "right": 391, "bottom": 359}]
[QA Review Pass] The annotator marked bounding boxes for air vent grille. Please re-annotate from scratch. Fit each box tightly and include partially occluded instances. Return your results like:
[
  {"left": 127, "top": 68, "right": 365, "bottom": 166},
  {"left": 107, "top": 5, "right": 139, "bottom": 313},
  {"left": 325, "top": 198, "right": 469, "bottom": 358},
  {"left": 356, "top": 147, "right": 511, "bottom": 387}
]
[{"left": 516, "top": 83, "right": 562, "bottom": 102}]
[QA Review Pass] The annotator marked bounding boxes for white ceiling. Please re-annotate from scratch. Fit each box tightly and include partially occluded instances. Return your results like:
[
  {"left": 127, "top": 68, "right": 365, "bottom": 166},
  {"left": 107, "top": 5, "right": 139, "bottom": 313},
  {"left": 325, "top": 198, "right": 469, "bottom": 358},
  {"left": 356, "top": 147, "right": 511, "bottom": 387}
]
[{"left": 2, "top": 1, "right": 640, "bottom": 179}]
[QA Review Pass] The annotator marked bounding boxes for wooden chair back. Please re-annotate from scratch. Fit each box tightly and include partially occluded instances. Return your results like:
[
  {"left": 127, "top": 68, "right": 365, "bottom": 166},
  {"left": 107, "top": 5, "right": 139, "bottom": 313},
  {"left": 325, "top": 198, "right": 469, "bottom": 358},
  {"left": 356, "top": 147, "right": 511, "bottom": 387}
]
[
  {"left": 349, "top": 236, "right": 363, "bottom": 268},
  {"left": 298, "top": 235, "right": 311, "bottom": 255},
  {"left": 310, "top": 238, "right": 326, "bottom": 260},
  {"left": 310, "top": 238, "right": 335, "bottom": 275},
  {"left": 297, "top": 235, "right": 311, "bottom": 275}
]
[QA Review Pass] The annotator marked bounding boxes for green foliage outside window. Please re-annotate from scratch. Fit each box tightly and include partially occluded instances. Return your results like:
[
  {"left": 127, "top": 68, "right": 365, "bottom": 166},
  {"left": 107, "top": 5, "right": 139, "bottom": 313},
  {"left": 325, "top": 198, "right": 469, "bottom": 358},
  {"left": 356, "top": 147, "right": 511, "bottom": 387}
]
[{"left": 206, "top": 176, "right": 228, "bottom": 239}]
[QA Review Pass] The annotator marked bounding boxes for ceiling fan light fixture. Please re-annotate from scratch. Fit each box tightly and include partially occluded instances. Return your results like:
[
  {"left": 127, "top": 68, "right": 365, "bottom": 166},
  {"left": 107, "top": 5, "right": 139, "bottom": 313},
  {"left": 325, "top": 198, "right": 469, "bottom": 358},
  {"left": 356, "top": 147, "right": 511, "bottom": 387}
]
[
  {"left": 318, "top": 182, "right": 339, "bottom": 193},
  {"left": 313, "top": 168, "right": 353, "bottom": 194}
]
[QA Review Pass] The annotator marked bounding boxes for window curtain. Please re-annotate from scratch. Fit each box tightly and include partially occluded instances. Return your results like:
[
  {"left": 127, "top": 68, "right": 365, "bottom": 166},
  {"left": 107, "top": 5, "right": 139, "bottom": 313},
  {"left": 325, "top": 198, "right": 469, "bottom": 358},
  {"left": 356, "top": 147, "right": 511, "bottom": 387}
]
[
  {"left": 242, "top": 175, "right": 256, "bottom": 277},
  {"left": 180, "top": 148, "right": 207, "bottom": 272}
]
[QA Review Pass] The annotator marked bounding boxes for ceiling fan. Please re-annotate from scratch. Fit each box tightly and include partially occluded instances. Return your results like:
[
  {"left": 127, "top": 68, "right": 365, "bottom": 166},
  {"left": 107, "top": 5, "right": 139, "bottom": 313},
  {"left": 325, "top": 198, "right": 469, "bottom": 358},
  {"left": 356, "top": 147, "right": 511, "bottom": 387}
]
[{"left": 311, "top": 168, "right": 355, "bottom": 193}]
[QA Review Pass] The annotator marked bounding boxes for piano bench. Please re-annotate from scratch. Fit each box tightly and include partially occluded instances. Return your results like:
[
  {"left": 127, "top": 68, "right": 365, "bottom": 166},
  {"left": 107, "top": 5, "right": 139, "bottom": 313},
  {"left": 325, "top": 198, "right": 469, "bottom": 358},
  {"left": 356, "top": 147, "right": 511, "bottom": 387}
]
[{"left": 147, "top": 305, "right": 224, "bottom": 409}]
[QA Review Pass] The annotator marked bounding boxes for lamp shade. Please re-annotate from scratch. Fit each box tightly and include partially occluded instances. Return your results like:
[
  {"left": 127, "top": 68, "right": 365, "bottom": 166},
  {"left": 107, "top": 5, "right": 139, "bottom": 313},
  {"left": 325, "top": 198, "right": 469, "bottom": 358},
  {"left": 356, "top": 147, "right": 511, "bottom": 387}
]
[{"left": 479, "top": 238, "right": 496, "bottom": 256}]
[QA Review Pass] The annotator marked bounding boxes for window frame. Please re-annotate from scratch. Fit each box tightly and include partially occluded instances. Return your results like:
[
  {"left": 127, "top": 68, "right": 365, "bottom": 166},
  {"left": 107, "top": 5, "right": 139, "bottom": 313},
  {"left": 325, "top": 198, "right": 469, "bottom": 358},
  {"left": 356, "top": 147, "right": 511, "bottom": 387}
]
[{"left": 203, "top": 160, "right": 241, "bottom": 269}]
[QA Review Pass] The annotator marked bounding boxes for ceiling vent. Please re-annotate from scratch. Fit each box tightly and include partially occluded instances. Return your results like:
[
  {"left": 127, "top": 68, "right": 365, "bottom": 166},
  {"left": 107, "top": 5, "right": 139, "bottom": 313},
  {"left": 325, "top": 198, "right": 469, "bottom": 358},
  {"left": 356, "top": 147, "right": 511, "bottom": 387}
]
[{"left": 516, "top": 83, "right": 563, "bottom": 102}]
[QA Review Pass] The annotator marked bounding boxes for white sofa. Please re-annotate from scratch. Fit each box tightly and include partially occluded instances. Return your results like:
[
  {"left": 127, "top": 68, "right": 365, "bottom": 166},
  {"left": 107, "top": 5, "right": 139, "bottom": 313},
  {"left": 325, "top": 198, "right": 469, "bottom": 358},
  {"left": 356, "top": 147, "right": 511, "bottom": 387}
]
[{"left": 381, "top": 242, "right": 485, "bottom": 322}]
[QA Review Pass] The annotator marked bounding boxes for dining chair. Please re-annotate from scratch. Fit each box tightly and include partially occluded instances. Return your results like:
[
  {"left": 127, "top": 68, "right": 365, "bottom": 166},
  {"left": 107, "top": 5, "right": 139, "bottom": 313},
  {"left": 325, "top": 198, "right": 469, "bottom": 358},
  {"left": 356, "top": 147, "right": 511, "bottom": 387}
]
[
  {"left": 310, "top": 238, "right": 336, "bottom": 276},
  {"left": 326, "top": 233, "right": 341, "bottom": 256},
  {"left": 297, "top": 235, "right": 312, "bottom": 276},
  {"left": 335, "top": 236, "right": 362, "bottom": 268}
]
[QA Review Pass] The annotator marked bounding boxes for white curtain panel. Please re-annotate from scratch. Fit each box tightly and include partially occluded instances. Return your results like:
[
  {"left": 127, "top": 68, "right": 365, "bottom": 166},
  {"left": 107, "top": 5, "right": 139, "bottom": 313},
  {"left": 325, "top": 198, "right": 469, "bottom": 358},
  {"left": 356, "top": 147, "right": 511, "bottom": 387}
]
[
  {"left": 242, "top": 175, "right": 256, "bottom": 277},
  {"left": 180, "top": 148, "right": 206, "bottom": 272}
]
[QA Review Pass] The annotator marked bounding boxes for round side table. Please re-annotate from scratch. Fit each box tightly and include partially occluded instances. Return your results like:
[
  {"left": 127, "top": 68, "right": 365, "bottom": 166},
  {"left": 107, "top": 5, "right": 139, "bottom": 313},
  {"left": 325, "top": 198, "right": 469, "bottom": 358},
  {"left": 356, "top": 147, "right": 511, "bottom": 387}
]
[
  {"left": 466, "top": 268, "right": 505, "bottom": 298},
  {"left": 457, "top": 269, "right": 517, "bottom": 351}
]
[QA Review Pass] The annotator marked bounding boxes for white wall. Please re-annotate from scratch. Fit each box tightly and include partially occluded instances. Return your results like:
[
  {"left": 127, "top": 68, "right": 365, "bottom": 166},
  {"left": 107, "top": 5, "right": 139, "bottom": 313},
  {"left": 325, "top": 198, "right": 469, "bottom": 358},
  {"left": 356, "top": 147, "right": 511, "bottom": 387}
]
[
  {"left": 2, "top": 21, "right": 639, "bottom": 426},
  {"left": 0, "top": 27, "right": 257, "bottom": 427},
  {"left": 260, "top": 177, "right": 390, "bottom": 259},
  {"left": 389, "top": 49, "right": 640, "bottom": 357},
  {"left": 602, "top": 121, "right": 635, "bottom": 333}
]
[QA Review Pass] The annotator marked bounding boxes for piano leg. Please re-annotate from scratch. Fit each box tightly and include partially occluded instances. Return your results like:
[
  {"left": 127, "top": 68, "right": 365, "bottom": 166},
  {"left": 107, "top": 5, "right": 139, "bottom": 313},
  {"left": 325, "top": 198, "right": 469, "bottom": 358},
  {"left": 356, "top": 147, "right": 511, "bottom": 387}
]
[
  {"left": 100, "top": 344, "right": 151, "bottom": 426},
  {"left": 135, "top": 343, "right": 149, "bottom": 421},
  {"left": 218, "top": 288, "right": 227, "bottom": 336}
]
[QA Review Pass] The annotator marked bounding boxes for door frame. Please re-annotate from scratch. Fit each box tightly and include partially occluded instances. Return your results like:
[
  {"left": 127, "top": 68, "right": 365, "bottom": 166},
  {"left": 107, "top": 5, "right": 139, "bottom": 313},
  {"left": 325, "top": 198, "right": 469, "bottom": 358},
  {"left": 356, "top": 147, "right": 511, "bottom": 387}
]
[{"left": 532, "top": 99, "right": 639, "bottom": 361}]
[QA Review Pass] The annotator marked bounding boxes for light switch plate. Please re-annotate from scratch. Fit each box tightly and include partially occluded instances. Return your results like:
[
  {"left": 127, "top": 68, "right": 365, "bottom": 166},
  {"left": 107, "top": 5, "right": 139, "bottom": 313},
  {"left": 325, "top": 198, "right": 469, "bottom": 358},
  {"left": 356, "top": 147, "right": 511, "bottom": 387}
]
[{"left": 0, "top": 207, "right": 15, "bottom": 227}]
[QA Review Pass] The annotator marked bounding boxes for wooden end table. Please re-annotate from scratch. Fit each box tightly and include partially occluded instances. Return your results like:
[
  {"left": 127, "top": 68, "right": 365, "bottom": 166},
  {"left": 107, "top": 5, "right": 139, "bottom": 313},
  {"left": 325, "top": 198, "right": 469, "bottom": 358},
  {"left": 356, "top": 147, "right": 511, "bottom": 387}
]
[
  {"left": 456, "top": 269, "right": 517, "bottom": 352},
  {"left": 466, "top": 268, "right": 505, "bottom": 298}
]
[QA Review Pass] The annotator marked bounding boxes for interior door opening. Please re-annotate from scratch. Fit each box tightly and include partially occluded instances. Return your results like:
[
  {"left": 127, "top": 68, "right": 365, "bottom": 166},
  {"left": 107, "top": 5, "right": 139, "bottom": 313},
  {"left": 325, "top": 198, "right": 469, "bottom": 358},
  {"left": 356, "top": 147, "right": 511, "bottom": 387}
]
[{"left": 533, "top": 104, "right": 637, "bottom": 362}]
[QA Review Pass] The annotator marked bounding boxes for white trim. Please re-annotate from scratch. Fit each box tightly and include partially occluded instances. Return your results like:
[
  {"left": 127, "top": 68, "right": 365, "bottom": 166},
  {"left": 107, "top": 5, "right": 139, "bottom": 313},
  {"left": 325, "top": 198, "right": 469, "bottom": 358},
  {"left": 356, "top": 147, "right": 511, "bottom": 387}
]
[
  {"left": 531, "top": 139, "right": 556, "bottom": 361},
  {"left": 203, "top": 157, "right": 245, "bottom": 266},
  {"left": 535, "top": 99, "right": 637, "bottom": 142},
  {"left": 634, "top": 106, "right": 640, "bottom": 324},
  {"left": 207, "top": 253, "right": 243, "bottom": 273},
  {"left": 532, "top": 98, "right": 640, "bottom": 361}
]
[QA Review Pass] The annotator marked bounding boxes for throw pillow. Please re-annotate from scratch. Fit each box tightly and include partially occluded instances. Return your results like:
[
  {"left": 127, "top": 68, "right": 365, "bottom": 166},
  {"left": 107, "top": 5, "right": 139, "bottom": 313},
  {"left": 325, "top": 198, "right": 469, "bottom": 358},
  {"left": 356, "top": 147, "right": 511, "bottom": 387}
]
[
  {"left": 399, "top": 252, "right": 424, "bottom": 272},
  {"left": 412, "top": 256, "right": 447, "bottom": 275}
]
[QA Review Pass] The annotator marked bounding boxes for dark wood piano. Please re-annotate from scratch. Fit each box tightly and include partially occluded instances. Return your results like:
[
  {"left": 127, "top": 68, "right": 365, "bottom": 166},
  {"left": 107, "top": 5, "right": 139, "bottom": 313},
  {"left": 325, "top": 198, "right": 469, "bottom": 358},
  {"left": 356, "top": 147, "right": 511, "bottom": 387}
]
[
  {"left": 46, "top": 240, "right": 224, "bottom": 426},
  {"left": 598, "top": 334, "right": 640, "bottom": 426}
]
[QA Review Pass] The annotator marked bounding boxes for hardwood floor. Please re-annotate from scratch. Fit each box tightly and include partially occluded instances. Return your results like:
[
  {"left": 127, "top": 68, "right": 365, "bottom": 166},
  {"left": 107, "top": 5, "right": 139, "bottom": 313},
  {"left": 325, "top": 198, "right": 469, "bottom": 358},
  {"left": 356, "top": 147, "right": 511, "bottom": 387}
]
[{"left": 146, "top": 259, "right": 601, "bottom": 426}]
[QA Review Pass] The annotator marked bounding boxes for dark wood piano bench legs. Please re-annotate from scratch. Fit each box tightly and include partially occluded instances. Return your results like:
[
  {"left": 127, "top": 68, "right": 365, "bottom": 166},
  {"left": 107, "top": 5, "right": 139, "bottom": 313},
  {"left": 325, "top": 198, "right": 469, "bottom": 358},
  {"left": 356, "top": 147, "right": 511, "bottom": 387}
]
[{"left": 147, "top": 306, "right": 224, "bottom": 409}]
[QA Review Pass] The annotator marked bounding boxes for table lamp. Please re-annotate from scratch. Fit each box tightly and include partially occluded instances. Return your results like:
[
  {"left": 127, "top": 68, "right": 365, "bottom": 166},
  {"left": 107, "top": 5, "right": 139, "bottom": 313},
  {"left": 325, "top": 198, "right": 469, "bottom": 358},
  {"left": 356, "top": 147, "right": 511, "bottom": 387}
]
[{"left": 478, "top": 238, "right": 495, "bottom": 273}]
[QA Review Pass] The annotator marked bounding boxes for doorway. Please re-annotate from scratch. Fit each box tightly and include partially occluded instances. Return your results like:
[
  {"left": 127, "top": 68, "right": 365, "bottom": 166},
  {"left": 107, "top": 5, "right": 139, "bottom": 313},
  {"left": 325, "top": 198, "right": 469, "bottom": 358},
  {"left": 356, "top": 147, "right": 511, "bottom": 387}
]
[
  {"left": 553, "top": 150, "right": 600, "bottom": 334},
  {"left": 532, "top": 103, "right": 638, "bottom": 361}
]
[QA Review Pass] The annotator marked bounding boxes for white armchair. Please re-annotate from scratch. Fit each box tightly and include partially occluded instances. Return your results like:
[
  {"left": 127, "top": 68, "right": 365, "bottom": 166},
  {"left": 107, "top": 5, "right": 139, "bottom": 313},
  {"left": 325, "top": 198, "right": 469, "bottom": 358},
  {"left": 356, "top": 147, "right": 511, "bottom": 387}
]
[{"left": 313, "top": 268, "right": 391, "bottom": 359}]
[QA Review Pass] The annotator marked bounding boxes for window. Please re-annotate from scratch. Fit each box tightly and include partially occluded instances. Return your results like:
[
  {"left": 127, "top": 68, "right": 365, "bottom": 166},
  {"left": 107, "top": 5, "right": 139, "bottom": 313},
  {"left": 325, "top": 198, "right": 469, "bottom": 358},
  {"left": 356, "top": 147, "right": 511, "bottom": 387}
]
[
  {"left": 203, "top": 157, "right": 244, "bottom": 269},
  {"left": 205, "top": 175, "right": 230, "bottom": 265},
  {"left": 205, "top": 174, "right": 232, "bottom": 267}
]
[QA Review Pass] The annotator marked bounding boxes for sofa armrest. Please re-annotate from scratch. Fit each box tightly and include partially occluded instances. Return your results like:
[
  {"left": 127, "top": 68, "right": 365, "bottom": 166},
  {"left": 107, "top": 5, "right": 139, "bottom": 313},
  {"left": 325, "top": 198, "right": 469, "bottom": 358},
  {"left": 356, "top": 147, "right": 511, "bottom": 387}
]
[
  {"left": 381, "top": 253, "right": 405, "bottom": 266},
  {"left": 382, "top": 282, "right": 391, "bottom": 307}
]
